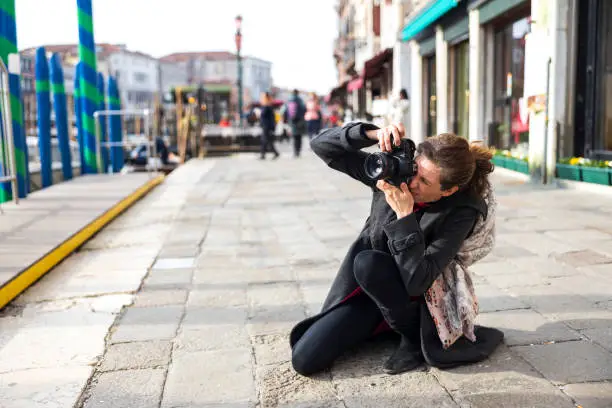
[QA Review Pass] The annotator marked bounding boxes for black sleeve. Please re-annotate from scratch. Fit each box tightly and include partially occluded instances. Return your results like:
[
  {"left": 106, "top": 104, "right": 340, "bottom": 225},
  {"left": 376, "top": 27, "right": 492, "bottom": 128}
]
[
  {"left": 310, "top": 122, "right": 380, "bottom": 186},
  {"left": 382, "top": 207, "right": 479, "bottom": 296}
]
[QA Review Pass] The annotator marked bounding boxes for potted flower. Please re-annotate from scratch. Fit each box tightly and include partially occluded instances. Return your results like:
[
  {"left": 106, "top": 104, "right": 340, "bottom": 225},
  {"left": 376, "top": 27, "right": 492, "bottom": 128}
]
[
  {"left": 580, "top": 159, "right": 612, "bottom": 186},
  {"left": 556, "top": 157, "right": 582, "bottom": 181}
]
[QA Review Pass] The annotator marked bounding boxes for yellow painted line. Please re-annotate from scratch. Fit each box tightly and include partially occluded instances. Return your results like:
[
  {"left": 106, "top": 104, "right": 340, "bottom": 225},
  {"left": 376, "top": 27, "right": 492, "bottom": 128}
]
[{"left": 0, "top": 174, "right": 165, "bottom": 309}]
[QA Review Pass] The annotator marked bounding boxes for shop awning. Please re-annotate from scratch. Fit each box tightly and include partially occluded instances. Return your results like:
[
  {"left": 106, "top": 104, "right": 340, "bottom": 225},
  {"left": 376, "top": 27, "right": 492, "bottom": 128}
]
[
  {"left": 325, "top": 79, "right": 350, "bottom": 103},
  {"left": 401, "top": 0, "right": 460, "bottom": 42},
  {"left": 347, "top": 76, "right": 364, "bottom": 92},
  {"left": 363, "top": 48, "right": 393, "bottom": 80}
]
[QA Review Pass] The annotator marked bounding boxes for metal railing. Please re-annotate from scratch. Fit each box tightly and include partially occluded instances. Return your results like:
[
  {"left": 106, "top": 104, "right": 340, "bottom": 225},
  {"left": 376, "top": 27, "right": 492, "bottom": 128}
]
[
  {"left": 94, "top": 109, "right": 158, "bottom": 175},
  {"left": 0, "top": 57, "right": 18, "bottom": 211}
]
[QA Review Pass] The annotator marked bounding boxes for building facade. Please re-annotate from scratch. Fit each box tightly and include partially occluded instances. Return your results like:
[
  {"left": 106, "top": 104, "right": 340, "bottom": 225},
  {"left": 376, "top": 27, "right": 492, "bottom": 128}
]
[
  {"left": 331, "top": 0, "right": 415, "bottom": 127},
  {"left": 331, "top": 0, "right": 610, "bottom": 184},
  {"left": 400, "top": 0, "right": 577, "bottom": 183},
  {"left": 159, "top": 52, "right": 273, "bottom": 114}
]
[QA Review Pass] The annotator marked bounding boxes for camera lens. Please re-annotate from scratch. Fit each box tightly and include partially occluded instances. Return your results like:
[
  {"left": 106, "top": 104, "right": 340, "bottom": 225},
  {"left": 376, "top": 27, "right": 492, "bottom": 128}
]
[{"left": 364, "top": 152, "right": 394, "bottom": 180}]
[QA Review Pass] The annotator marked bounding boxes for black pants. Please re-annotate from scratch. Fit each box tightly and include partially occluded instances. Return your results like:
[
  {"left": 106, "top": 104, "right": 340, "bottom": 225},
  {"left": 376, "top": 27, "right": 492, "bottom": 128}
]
[
  {"left": 260, "top": 129, "right": 279, "bottom": 158},
  {"left": 292, "top": 250, "right": 420, "bottom": 376},
  {"left": 292, "top": 132, "right": 302, "bottom": 157}
]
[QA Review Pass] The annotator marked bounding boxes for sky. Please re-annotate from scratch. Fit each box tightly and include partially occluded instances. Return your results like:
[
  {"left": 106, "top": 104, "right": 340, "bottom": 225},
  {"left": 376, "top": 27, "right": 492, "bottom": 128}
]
[{"left": 15, "top": 0, "right": 339, "bottom": 94}]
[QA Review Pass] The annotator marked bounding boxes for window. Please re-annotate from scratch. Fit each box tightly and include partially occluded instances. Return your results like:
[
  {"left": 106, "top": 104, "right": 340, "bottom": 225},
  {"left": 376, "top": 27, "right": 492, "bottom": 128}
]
[
  {"left": 491, "top": 16, "right": 529, "bottom": 149},
  {"left": 599, "top": 0, "right": 612, "bottom": 151},
  {"left": 453, "top": 41, "right": 470, "bottom": 138},
  {"left": 133, "top": 72, "right": 148, "bottom": 83},
  {"left": 423, "top": 55, "right": 437, "bottom": 138}
]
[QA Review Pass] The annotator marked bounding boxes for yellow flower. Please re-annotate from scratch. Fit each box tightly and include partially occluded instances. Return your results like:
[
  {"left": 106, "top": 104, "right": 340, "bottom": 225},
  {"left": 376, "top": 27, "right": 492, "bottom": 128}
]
[{"left": 569, "top": 157, "right": 580, "bottom": 166}]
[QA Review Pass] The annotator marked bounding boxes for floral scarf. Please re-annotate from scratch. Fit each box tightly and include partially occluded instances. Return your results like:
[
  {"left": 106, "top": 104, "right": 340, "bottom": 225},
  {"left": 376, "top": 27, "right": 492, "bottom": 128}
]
[{"left": 424, "top": 186, "right": 497, "bottom": 349}]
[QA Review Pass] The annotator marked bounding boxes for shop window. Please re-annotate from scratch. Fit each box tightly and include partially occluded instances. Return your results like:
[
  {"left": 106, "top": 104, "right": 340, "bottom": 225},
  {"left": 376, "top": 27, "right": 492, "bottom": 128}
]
[
  {"left": 599, "top": 0, "right": 612, "bottom": 151},
  {"left": 452, "top": 41, "right": 470, "bottom": 138},
  {"left": 490, "top": 16, "right": 529, "bottom": 150},
  {"left": 423, "top": 55, "right": 437, "bottom": 138}
]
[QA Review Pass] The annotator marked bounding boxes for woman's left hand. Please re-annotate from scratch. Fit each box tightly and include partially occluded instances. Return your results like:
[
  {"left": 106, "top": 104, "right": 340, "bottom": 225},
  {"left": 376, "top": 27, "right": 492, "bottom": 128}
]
[{"left": 376, "top": 180, "right": 414, "bottom": 219}]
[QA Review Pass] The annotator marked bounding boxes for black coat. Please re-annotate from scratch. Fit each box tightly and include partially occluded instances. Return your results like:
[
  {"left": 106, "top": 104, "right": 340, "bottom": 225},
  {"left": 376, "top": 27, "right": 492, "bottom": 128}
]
[
  {"left": 259, "top": 105, "right": 276, "bottom": 132},
  {"left": 290, "top": 123, "right": 503, "bottom": 368}
]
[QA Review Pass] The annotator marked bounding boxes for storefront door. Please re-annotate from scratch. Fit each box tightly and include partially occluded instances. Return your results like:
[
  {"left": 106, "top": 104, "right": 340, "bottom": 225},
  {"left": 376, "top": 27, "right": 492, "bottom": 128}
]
[
  {"left": 423, "top": 55, "right": 437, "bottom": 138},
  {"left": 454, "top": 41, "right": 470, "bottom": 138},
  {"left": 491, "top": 16, "right": 530, "bottom": 150},
  {"left": 598, "top": 0, "right": 612, "bottom": 153}
]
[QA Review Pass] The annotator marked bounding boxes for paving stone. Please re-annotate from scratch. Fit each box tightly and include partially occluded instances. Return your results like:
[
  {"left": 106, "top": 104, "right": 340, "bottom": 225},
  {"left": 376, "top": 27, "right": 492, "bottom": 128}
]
[
  {"left": 484, "top": 271, "right": 550, "bottom": 289},
  {"left": 182, "top": 306, "right": 247, "bottom": 326},
  {"left": 489, "top": 244, "right": 538, "bottom": 258},
  {"left": 247, "top": 305, "right": 307, "bottom": 337},
  {"left": 111, "top": 306, "right": 184, "bottom": 343},
  {"left": 581, "top": 327, "right": 612, "bottom": 352},
  {"left": 175, "top": 323, "right": 250, "bottom": 352},
  {"left": 256, "top": 362, "right": 340, "bottom": 408},
  {"left": 0, "top": 306, "right": 115, "bottom": 371},
  {"left": 157, "top": 245, "right": 200, "bottom": 258},
  {"left": 513, "top": 340, "right": 612, "bottom": 384},
  {"left": 500, "top": 232, "right": 576, "bottom": 256},
  {"left": 162, "top": 349, "right": 255, "bottom": 407},
  {"left": 551, "top": 249, "right": 612, "bottom": 267},
  {"left": 187, "top": 288, "right": 248, "bottom": 308},
  {"left": 299, "top": 283, "right": 330, "bottom": 316},
  {"left": 0, "top": 366, "right": 92, "bottom": 408},
  {"left": 153, "top": 257, "right": 196, "bottom": 269},
  {"left": 507, "top": 256, "right": 579, "bottom": 278},
  {"left": 474, "top": 283, "right": 528, "bottom": 312},
  {"left": 469, "top": 260, "right": 524, "bottom": 276},
  {"left": 544, "top": 228, "right": 612, "bottom": 242},
  {"left": 83, "top": 368, "right": 165, "bottom": 408},
  {"left": 252, "top": 333, "right": 292, "bottom": 366},
  {"left": 133, "top": 289, "right": 189, "bottom": 307},
  {"left": 507, "top": 283, "right": 612, "bottom": 330},
  {"left": 99, "top": 340, "right": 172, "bottom": 372},
  {"left": 247, "top": 282, "right": 301, "bottom": 310},
  {"left": 476, "top": 309, "right": 580, "bottom": 346},
  {"left": 338, "top": 372, "right": 458, "bottom": 408},
  {"left": 143, "top": 268, "right": 194, "bottom": 289},
  {"left": 562, "top": 382, "right": 612, "bottom": 408},
  {"left": 432, "top": 345, "right": 575, "bottom": 408}
]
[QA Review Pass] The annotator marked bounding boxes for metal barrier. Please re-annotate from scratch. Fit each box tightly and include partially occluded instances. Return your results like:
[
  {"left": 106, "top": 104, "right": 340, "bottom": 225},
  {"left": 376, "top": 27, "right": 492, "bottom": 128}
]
[
  {"left": 0, "top": 57, "right": 18, "bottom": 211},
  {"left": 94, "top": 109, "right": 158, "bottom": 175}
]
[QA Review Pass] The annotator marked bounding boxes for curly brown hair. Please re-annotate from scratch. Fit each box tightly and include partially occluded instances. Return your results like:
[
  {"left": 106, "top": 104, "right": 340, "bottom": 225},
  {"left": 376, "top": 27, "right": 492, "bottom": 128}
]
[{"left": 417, "top": 133, "right": 494, "bottom": 198}]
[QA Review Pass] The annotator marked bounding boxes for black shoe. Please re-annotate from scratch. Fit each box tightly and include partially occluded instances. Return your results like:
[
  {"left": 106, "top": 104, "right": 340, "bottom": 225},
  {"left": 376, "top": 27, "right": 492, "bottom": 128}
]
[
  {"left": 272, "top": 153, "right": 280, "bottom": 160},
  {"left": 383, "top": 337, "right": 424, "bottom": 375},
  {"left": 259, "top": 156, "right": 266, "bottom": 160}
]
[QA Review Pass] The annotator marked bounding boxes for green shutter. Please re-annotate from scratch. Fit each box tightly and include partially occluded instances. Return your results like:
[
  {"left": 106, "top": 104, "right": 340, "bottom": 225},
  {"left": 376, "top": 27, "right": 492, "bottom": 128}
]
[
  {"left": 479, "top": 0, "right": 528, "bottom": 24},
  {"left": 443, "top": 17, "right": 469, "bottom": 43},
  {"left": 419, "top": 36, "right": 436, "bottom": 56}
]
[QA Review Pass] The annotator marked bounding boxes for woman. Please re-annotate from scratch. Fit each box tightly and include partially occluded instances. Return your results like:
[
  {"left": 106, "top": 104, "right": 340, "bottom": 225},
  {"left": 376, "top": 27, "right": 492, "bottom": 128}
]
[
  {"left": 258, "top": 92, "right": 279, "bottom": 160},
  {"left": 290, "top": 122, "right": 503, "bottom": 376},
  {"left": 305, "top": 92, "right": 322, "bottom": 139}
]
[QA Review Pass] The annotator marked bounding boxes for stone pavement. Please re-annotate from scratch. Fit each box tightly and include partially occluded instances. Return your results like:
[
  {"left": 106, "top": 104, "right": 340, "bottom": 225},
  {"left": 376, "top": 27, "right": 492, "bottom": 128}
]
[
  {"left": 0, "top": 172, "right": 161, "bottom": 299},
  {"left": 1, "top": 141, "right": 612, "bottom": 408}
]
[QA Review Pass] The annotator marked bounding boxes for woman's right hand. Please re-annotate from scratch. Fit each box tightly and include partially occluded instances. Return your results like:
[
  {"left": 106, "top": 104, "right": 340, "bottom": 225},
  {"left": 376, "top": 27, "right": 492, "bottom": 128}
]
[{"left": 366, "top": 123, "right": 406, "bottom": 152}]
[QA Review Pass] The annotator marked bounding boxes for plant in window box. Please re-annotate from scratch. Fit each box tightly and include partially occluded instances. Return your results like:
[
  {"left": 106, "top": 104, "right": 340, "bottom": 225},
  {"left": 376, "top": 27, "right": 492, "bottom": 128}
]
[
  {"left": 490, "top": 148, "right": 506, "bottom": 168},
  {"left": 556, "top": 157, "right": 582, "bottom": 181},
  {"left": 514, "top": 155, "right": 529, "bottom": 174},
  {"left": 580, "top": 159, "right": 612, "bottom": 186}
]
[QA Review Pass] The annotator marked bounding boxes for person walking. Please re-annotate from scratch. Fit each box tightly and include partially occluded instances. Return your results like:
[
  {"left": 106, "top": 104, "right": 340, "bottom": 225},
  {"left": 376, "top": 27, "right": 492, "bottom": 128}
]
[
  {"left": 305, "top": 92, "right": 322, "bottom": 140},
  {"left": 286, "top": 89, "right": 306, "bottom": 157},
  {"left": 259, "top": 92, "right": 279, "bottom": 160}
]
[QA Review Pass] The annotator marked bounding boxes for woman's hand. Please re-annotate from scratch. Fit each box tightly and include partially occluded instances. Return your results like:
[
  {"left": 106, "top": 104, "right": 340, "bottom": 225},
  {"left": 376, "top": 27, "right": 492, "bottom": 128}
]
[
  {"left": 376, "top": 180, "right": 414, "bottom": 219},
  {"left": 365, "top": 123, "right": 406, "bottom": 152}
]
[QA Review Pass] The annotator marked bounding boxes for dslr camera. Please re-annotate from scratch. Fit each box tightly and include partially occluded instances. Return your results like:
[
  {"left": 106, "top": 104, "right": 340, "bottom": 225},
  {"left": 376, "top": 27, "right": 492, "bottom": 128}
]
[{"left": 364, "top": 139, "right": 417, "bottom": 187}]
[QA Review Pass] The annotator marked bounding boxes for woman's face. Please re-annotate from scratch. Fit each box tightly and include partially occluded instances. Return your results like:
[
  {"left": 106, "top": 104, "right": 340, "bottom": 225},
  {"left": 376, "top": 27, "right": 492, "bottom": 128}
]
[
  {"left": 260, "top": 93, "right": 268, "bottom": 105},
  {"left": 408, "top": 156, "right": 458, "bottom": 203}
]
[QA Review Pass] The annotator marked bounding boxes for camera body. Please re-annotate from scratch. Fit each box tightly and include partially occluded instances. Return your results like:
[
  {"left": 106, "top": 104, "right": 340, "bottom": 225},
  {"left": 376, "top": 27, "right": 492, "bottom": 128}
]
[{"left": 363, "top": 139, "right": 417, "bottom": 187}]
